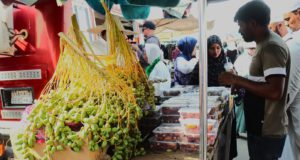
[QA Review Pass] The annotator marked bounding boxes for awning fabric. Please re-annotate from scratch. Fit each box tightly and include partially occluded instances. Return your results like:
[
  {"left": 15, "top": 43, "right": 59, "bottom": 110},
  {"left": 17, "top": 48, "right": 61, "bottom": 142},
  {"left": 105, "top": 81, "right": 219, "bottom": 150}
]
[
  {"left": 126, "top": 0, "right": 179, "bottom": 7},
  {"left": 154, "top": 16, "right": 199, "bottom": 33},
  {"left": 85, "top": 0, "right": 180, "bottom": 19}
]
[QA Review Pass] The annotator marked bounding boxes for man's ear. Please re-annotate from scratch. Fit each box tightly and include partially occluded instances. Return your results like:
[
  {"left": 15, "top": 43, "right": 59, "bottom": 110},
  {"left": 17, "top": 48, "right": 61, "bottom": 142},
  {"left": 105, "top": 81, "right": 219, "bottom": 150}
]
[{"left": 248, "top": 19, "right": 257, "bottom": 28}]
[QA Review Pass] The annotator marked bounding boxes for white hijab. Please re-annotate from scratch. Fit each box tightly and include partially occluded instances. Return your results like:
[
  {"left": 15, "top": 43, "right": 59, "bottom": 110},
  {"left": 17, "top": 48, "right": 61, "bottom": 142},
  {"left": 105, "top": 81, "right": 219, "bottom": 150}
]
[{"left": 145, "top": 43, "right": 164, "bottom": 64}]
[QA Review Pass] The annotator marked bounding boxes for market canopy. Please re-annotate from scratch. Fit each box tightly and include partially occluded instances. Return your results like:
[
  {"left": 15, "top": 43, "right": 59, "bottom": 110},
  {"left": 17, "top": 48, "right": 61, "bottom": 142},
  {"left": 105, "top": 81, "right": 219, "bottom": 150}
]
[
  {"left": 87, "top": 15, "right": 137, "bottom": 35},
  {"left": 153, "top": 16, "right": 199, "bottom": 33},
  {"left": 85, "top": 0, "right": 182, "bottom": 19}
]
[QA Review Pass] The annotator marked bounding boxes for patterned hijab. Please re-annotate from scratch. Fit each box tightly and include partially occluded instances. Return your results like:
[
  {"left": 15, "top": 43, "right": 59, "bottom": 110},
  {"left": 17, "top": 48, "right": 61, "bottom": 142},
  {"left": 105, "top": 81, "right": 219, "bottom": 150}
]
[{"left": 207, "top": 35, "right": 227, "bottom": 86}]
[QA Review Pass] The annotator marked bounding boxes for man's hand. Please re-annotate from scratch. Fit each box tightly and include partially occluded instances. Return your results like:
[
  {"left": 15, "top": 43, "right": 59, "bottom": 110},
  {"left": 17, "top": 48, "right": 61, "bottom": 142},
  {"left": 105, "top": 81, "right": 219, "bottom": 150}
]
[
  {"left": 219, "top": 72, "right": 286, "bottom": 100},
  {"left": 218, "top": 72, "right": 238, "bottom": 85}
]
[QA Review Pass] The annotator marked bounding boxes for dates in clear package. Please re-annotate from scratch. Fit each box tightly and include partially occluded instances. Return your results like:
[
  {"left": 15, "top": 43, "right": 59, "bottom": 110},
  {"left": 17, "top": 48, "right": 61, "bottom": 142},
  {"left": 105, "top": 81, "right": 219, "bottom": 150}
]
[
  {"left": 179, "top": 107, "right": 200, "bottom": 119},
  {"left": 149, "top": 137, "right": 178, "bottom": 151},
  {"left": 179, "top": 142, "right": 199, "bottom": 153},
  {"left": 180, "top": 118, "right": 218, "bottom": 134},
  {"left": 207, "top": 132, "right": 217, "bottom": 145},
  {"left": 162, "top": 115, "right": 180, "bottom": 123},
  {"left": 180, "top": 118, "right": 200, "bottom": 134},
  {"left": 184, "top": 133, "right": 200, "bottom": 143},
  {"left": 153, "top": 124, "right": 183, "bottom": 141},
  {"left": 162, "top": 105, "right": 182, "bottom": 115}
]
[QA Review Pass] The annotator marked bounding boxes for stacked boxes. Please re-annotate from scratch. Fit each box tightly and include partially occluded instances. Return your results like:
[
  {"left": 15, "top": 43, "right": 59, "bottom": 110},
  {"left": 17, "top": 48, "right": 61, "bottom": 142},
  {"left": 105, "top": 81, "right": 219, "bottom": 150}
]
[
  {"left": 149, "top": 87, "right": 229, "bottom": 153},
  {"left": 150, "top": 124, "right": 183, "bottom": 151}
]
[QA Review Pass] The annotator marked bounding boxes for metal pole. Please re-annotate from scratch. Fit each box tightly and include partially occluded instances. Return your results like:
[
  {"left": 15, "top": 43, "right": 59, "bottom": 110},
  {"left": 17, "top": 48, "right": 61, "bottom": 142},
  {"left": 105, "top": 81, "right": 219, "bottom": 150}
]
[{"left": 198, "top": 0, "right": 207, "bottom": 159}]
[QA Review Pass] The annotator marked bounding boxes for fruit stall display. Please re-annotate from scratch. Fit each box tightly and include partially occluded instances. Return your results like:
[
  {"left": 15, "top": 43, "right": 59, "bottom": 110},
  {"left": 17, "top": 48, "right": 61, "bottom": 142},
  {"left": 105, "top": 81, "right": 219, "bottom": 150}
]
[
  {"left": 12, "top": 2, "right": 155, "bottom": 160},
  {"left": 147, "top": 87, "right": 229, "bottom": 157}
]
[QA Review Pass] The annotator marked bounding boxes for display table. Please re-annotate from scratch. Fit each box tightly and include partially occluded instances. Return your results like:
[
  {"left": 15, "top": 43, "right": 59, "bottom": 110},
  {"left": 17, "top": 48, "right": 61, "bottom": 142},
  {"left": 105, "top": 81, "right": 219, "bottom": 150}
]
[
  {"left": 133, "top": 151, "right": 198, "bottom": 160},
  {"left": 142, "top": 86, "right": 235, "bottom": 160}
]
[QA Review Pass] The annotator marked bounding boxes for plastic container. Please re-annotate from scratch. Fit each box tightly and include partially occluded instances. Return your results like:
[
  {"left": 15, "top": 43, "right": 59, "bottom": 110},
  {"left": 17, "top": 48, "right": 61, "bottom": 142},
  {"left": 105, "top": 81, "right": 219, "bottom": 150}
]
[
  {"left": 207, "top": 108, "right": 223, "bottom": 120},
  {"left": 162, "top": 97, "right": 195, "bottom": 105},
  {"left": 207, "top": 132, "right": 217, "bottom": 145},
  {"left": 152, "top": 123, "right": 183, "bottom": 141},
  {"left": 208, "top": 97, "right": 221, "bottom": 109},
  {"left": 179, "top": 107, "right": 200, "bottom": 119},
  {"left": 183, "top": 133, "right": 200, "bottom": 143},
  {"left": 162, "top": 115, "right": 180, "bottom": 123},
  {"left": 180, "top": 119, "right": 218, "bottom": 134},
  {"left": 162, "top": 88, "right": 182, "bottom": 97},
  {"left": 207, "top": 87, "right": 227, "bottom": 96},
  {"left": 207, "top": 107, "right": 217, "bottom": 119},
  {"left": 179, "top": 142, "right": 199, "bottom": 153},
  {"left": 180, "top": 118, "right": 199, "bottom": 134},
  {"left": 208, "top": 119, "right": 218, "bottom": 133},
  {"left": 149, "top": 137, "right": 178, "bottom": 151},
  {"left": 208, "top": 101, "right": 222, "bottom": 110},
  {"left": 161, "top": 104, "right": 184, "bottom": 115}
]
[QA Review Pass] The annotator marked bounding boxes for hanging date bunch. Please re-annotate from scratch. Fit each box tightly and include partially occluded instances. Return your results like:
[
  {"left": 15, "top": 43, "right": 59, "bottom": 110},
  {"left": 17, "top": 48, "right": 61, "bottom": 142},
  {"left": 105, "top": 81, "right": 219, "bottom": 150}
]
[
  {"left": 99, "top": 1, "right": 155, "bottom": 110},
  {"left": 14, "top": 5, "right": 146, "bottom": 160}
]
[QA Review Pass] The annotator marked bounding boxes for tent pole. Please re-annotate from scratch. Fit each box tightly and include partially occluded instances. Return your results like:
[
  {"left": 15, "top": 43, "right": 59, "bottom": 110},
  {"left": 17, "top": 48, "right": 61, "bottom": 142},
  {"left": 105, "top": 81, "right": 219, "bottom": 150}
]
[{"left": 198, "top": 0, "right": 207, "bottom": 160}]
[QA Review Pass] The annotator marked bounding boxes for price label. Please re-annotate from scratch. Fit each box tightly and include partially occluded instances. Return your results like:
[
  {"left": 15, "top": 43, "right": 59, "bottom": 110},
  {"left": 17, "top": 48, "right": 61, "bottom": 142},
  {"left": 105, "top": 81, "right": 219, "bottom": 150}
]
[
  {"left": 11, "top": 90, "right": 33, "bottom": 104},
  {"left": 0, "top": 69, "right": 42, "bottom": 81}
]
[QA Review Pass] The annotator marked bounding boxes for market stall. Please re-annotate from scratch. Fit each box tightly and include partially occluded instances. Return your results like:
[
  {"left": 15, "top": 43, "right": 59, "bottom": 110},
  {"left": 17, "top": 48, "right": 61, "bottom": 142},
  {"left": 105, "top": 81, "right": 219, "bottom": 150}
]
[
  {"left": 0, "top": 0, "right": 235, "bottom": 160},
  {"left": 130, "top": 85, "right": 234, "bottom": 160}
]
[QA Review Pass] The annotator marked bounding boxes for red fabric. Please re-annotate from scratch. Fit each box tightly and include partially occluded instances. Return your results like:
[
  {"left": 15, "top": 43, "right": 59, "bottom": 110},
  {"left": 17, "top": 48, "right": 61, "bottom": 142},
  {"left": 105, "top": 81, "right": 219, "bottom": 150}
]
[{"left": 0, "top": 0, "right": 72, "bottom": 120}]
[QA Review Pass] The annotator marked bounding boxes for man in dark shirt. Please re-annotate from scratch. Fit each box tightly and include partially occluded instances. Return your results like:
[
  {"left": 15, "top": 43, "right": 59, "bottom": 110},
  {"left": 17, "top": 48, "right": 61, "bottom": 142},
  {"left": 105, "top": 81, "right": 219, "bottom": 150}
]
[{"left": 219, "top": 1, "right": 290, "bottom": 160}]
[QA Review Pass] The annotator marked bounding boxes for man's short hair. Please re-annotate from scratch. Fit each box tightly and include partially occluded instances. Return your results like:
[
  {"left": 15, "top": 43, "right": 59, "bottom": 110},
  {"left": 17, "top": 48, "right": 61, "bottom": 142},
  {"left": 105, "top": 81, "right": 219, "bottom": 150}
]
[
  {"left": 143, "top": 21, "right": 156, "bottom": 30},
  {"left": 234, "top": 0, "right": 270, "bottom": 26}
]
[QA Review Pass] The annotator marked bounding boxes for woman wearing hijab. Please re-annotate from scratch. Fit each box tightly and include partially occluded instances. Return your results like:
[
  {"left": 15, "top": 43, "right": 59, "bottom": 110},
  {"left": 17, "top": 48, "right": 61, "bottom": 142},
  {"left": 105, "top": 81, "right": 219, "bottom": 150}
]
[
  {"left": 144, "top": 43, "right": 171, "bottom": 96},
  {"left": 174, "top": 36, "right": 199, "bottom": 85},
  {"left": 207, "top": 35, "right": 229, "bottom": 87},
  {"left": 209, "top": 35, "right": 238, "bottom": 159}
]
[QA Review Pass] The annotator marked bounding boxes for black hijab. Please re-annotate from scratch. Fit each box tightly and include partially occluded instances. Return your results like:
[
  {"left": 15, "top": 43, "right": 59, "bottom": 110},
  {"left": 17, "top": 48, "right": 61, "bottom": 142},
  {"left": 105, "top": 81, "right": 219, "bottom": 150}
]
[{"left": 207, "top": 35, "right": 227, "bottom": 87}]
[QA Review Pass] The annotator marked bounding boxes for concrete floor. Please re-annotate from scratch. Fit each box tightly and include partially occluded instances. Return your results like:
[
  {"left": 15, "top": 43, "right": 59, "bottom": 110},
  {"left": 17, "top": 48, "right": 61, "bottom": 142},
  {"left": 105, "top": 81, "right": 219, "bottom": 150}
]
[{"left": 234, "top": 137, "right": 249, "bottom": 160}]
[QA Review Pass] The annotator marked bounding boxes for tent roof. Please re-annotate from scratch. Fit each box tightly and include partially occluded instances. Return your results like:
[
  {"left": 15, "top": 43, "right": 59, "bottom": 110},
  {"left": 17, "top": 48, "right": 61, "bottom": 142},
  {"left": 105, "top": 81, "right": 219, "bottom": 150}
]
[{"left": 153, "top": 15, "right": 199, "bottom": 33}]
